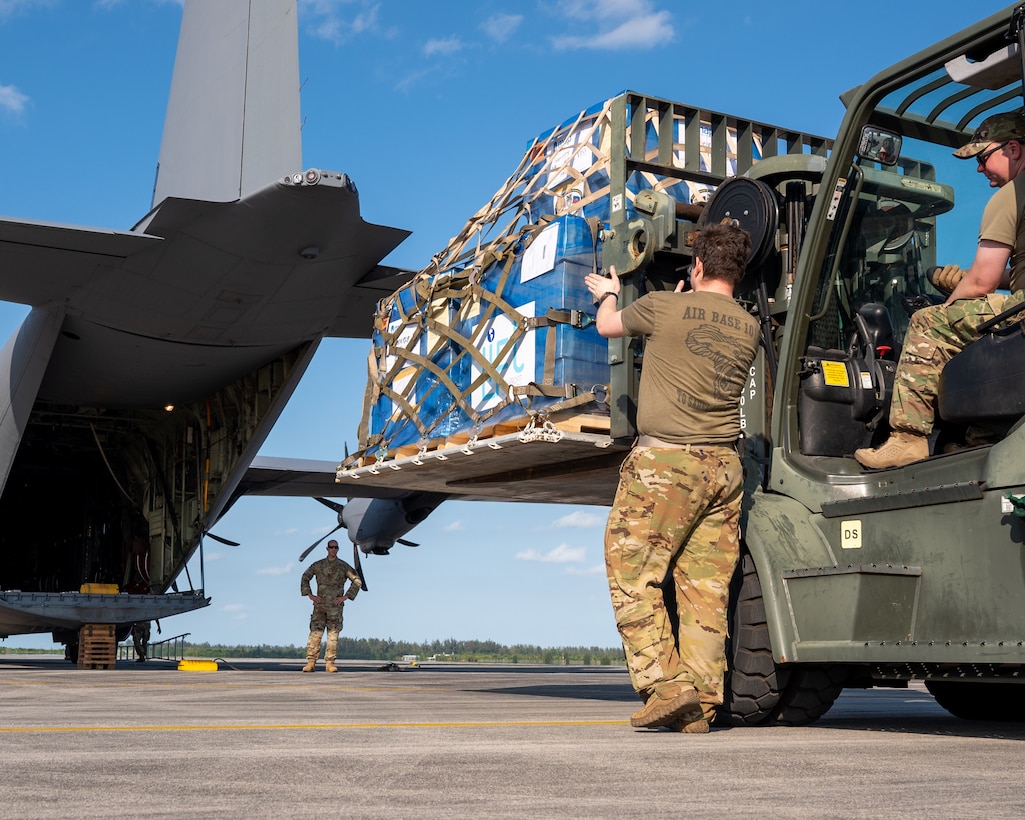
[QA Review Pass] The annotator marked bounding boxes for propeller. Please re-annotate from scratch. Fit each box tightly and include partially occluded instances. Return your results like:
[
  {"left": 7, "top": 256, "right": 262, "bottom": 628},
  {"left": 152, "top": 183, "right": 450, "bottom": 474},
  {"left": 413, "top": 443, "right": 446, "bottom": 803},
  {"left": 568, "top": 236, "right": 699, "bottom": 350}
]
[
  {"left": 298, "top": 523, "right": 343, "bottom": 562},
  {"left": 351, "top": 542, "right": 368, "bottom": 593},
  {"left": 203, "top": 531, "right": 241, "bottom": 547}
]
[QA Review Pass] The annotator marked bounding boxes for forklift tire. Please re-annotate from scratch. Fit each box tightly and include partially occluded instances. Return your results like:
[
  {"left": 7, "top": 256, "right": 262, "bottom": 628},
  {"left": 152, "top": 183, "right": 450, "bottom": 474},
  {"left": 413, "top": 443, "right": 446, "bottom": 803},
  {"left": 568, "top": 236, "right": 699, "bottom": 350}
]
[
  {"left": 723, "top": 550, "right": 848, "bottom": 726},
  {"left": 925, "top": 680, "right": 1025, "bottom": 722},
  {"left": 723, "top": 551, "right": 789, "bottom": 725},
  {"left": 770, "top": 665, "right": 848, "bottom": 726}
]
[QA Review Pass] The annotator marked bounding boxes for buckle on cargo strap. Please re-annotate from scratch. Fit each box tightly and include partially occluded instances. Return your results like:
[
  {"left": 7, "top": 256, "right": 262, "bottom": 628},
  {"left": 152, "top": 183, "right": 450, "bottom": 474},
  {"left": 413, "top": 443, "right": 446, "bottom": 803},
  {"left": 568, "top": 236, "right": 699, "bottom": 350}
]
[
  {"left": 518, "top": 416, "right": 563, "bottom": 443},
  {"left": 523, "top": 309, "right": 584, "bottom": 330}
]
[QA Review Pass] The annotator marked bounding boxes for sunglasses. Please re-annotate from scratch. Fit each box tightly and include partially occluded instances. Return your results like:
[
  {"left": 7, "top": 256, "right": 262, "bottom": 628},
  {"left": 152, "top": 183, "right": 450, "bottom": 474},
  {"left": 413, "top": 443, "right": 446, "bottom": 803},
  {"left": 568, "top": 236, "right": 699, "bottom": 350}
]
[{"left": 977, "top": 141, "right": 1009, "bottom": 167}]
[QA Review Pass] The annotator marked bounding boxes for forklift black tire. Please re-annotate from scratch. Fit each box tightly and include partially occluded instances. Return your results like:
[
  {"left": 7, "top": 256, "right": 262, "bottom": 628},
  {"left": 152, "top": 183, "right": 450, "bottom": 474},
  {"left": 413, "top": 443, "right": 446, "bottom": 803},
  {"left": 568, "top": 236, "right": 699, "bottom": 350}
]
[
  {"left": 722, "top": 550, "right": 788, "bottom": 725},
  {"left": 770, "top": 665, "right": 848, "bottom": 726},
  {"left": 925, "top": 680, "right": 1025, "bottom": 721},
  {"left": 723, "top": 550, "right": 848, "bottom": 726}
]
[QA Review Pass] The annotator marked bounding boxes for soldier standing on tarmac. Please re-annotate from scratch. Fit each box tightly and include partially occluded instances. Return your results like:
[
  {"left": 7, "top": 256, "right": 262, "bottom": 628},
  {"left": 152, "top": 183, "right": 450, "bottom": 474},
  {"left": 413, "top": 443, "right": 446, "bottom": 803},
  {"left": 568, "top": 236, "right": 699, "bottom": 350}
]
[
  {"left": 300, "top": 540, "right": 361, "bottom": 672},
  {"left": 585, "top": 221, "right": 758, "bottom": 732}
]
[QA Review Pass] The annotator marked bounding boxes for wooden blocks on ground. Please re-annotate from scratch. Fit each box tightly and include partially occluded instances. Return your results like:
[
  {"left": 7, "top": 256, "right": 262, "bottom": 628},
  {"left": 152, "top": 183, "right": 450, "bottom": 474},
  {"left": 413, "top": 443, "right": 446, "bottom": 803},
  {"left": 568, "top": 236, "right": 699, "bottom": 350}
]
[{"left": 78, "top": 623, "right": 116, "bottom": 669}]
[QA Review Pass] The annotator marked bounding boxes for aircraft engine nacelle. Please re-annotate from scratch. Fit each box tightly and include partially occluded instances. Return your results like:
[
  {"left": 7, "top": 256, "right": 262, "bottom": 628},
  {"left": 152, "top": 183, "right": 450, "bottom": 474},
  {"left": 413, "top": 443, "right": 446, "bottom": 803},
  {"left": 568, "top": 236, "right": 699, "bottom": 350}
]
[{"left": 341, "top": 493, "right": 445, "bottom": 555}]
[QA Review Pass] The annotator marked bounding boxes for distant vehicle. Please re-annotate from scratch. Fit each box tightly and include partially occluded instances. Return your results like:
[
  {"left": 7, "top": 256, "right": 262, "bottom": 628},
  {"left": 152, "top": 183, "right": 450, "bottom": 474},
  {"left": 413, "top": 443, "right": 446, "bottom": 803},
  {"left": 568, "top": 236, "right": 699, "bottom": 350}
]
[
  {"left": 338, "top": 6, "right": 1025, "bottom": 723},
  {"left": 0, "top": 0, "right": 418, "bottom": 657}
]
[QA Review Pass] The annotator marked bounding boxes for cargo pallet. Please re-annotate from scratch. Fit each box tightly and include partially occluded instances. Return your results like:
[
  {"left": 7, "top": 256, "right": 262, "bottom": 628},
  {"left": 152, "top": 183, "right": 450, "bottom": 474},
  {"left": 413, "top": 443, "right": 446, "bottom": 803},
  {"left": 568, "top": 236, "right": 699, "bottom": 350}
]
[
  {"left": 381, "top": 411, "right": 612, "bottom": 463},
  {"left": 339, "top": 91, "right": 831, "bottom": 506},
  {"left": 78, "top": 623, "right": 116, "bottom": 669}
]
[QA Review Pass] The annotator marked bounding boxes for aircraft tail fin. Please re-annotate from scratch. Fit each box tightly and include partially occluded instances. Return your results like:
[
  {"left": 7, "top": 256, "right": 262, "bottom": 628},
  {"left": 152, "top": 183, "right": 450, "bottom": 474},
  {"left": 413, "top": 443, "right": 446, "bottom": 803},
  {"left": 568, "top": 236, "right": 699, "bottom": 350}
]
[{"left": 151, "top": 0, "right": 302, "bottom": 208}]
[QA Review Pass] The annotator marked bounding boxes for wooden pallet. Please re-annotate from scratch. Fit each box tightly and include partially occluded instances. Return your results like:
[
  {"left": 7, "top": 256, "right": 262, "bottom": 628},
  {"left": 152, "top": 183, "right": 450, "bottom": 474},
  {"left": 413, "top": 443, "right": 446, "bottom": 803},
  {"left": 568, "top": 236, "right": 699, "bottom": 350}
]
[
  {"left": 78, "top": 623, "right": 116, "bottom": 669},
  {"left": 446, "top": 412, "right": 612, "bottom": 442},
  {"left": 355, "top": 413, "right": 612, "bottom": 467}
]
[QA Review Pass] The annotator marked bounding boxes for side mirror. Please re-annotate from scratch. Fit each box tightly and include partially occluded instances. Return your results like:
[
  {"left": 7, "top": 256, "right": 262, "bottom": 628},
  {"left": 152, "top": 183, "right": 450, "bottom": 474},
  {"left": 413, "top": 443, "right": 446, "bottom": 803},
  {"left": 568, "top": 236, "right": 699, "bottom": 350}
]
[{"left": 858, "top": 127, "right": 901, "bottom": 166}]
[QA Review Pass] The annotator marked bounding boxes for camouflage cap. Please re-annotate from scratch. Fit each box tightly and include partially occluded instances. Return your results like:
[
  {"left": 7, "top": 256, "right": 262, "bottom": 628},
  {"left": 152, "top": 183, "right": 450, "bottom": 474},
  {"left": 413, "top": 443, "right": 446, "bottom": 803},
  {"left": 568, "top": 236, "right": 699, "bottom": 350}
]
[{"left": 953, "top": 111, "right": 1025, "bottom": 159}]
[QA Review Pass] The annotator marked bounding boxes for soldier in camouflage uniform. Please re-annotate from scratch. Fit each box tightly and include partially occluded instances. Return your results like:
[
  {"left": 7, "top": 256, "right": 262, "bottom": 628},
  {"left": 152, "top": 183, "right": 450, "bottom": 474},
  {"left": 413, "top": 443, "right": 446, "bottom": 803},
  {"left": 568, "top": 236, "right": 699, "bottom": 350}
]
[
  {"left": 585, "top": 222, "right": 758, "bottom": 732},
  {"left": 856, "top": 111, "right": 1025, "bottom": 469},
  {"left": 300, "top": 540, "right": 361, "bottom": 672}
]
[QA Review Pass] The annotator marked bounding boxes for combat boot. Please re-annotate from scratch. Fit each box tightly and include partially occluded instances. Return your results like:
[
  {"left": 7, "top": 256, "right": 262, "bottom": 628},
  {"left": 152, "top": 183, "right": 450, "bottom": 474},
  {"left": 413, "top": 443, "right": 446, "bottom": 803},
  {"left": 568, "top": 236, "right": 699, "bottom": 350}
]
[
  {"left": 325, "top": 629, "right": 339, "bottom": 673},
  {"left": 303, "top": 630, "right": 322, "bottom": 672},
  {"left": 854, "top": 431, "right": 929, "bottom": 469},
  {"left": 667, "top": 707, "right": 712, "bottom": 733},
  {"left": 630, "top": 687, "right": 700, "bottom": 729}
]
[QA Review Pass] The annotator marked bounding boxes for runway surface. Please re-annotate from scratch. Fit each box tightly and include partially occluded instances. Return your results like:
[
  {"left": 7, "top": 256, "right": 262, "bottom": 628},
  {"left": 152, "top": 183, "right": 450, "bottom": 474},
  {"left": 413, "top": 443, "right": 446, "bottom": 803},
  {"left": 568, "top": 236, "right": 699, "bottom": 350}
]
[{"left": 1, "top": 656, "right": 1022, "bottom": 818}]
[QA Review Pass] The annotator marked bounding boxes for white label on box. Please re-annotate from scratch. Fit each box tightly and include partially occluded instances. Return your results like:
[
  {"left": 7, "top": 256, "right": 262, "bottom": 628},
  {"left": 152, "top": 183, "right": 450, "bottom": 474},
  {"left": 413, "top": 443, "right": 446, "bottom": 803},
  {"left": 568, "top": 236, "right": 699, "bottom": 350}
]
[
  {"left": 521, "top": 223, "right": 560, "bottom": 283},
  {"left": 547, "top": 123, "right": 593, "bottom": 190},
  {"left": 471, "top": 302, "right": 536, "bottom": 411},
  {"left": 386, "top": 321, "right": 416, "bottom": 411}
]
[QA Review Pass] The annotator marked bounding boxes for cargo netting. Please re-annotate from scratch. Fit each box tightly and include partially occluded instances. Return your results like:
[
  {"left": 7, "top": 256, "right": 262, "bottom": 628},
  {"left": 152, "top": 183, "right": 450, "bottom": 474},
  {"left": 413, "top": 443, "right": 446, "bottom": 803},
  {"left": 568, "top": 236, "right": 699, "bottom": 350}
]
[{"left": 347, "top": 93, "right": 765, "bottom": 465}]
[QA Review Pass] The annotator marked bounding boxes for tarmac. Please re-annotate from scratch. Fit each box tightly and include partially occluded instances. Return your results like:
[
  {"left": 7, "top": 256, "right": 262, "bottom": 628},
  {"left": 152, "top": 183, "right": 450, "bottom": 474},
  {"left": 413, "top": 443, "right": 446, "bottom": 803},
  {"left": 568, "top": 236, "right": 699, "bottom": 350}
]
[{"left": 1, "top": 655, "right": 1023, "bottom": 819}]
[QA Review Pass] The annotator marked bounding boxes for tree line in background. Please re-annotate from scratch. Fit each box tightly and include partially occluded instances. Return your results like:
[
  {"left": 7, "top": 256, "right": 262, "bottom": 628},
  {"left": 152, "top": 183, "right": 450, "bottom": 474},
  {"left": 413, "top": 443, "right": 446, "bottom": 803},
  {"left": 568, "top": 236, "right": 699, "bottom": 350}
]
[{"left": 181, "top": 637, "right": 625, "bottom": 665}]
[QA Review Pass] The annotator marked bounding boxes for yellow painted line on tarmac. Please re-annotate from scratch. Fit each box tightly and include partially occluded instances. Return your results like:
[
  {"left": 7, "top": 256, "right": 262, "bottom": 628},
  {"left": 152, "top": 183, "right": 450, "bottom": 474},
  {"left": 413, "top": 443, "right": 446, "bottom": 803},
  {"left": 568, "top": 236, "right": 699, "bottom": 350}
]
[
  {"left": 0, "top": 678, "right": 415, "bottom": 693},
  {"left": 0, "top": 719, "right": 627, "bottom": 734}
]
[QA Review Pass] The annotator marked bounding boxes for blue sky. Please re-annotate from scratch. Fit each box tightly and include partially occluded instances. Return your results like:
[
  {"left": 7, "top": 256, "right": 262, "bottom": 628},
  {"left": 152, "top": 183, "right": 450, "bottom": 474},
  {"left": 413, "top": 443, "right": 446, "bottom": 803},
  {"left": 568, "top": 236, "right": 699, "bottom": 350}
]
[{"left": 0, "top": 0, "right": 1013, "bottom": 650}]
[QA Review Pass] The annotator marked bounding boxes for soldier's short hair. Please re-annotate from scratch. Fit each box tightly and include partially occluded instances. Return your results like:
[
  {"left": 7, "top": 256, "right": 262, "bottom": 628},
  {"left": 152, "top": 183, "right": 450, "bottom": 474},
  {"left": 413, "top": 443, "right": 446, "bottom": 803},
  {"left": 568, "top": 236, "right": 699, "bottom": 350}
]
[{"left": 694, "top": 221, "right": 751, "bottom": 288}]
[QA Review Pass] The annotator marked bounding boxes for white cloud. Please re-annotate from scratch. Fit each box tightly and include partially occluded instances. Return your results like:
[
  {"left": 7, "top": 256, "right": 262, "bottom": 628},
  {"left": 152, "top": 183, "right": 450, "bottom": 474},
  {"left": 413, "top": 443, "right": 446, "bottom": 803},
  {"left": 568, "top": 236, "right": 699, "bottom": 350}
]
[
  {"left": 302, "top": 0, "right": 382, "bottom": 45},
  {"left": 394, "top": 67, "right": 432, "bottom": 94},
  {"left": 220, "top": 602, "right": 249, "bottom": 621},
  {"left": 0, "top": 0, "right": 56, "bottom": 23},
  {"left": 481, "top": 13, "right": 522, "bottom": 43},
  {"left": 515, "top": 543, "right": 586, "bottom": 563},
  {"left": 423, "top": 35, "right": 463, "bottom": 57},
  {"left": 0, "top": 83, "right": 28, "bottom": 118},
  {"left": 275, "top": 527, "right": 300, "bottom": 536},
  {"left": 349, "top": 2, "right": 379, "bottom": 34},
  {"left": 443, "top": 520, "right": 464, "bottom": 532},
  {"left": 552, "top": 510, "right": 605, "bottom": 528},
  {"left": 256, "top": 562, "right": 294, "bottom": 576},
  {"left": 558, "top": 0, "right": 654, "bottom": 21},
  {"left": 550, "top": 0, "right": 674, "bottom": 51}
]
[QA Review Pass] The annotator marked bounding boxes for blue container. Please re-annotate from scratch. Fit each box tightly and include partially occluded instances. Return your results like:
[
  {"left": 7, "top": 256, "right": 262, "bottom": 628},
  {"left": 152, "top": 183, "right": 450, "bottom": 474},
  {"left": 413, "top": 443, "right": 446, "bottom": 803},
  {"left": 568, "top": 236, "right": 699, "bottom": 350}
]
[
  {"left": 368, "top": 278, "right": 469, "bottom": 450},
  {"left": 365, "top": 215, "right": 609, "bottom": 453},
  {"left": 459, "top": 214, "right": 608, "bottom": 426}
]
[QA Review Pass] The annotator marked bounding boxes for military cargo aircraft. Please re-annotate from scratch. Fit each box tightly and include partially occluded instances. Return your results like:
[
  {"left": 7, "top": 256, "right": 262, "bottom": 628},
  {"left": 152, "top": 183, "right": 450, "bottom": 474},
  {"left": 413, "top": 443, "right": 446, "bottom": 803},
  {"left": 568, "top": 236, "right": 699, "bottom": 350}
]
[{"left": 0, "top": 0, "right": 427, "bottom": 653}]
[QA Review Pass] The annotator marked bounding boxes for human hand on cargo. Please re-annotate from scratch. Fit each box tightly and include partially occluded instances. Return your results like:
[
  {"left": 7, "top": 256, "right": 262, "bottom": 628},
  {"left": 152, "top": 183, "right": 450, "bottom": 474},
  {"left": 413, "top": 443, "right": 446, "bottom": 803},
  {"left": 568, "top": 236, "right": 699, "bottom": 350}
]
[{"left": 585, "top": 266, "right": 620, "bottom": 306}]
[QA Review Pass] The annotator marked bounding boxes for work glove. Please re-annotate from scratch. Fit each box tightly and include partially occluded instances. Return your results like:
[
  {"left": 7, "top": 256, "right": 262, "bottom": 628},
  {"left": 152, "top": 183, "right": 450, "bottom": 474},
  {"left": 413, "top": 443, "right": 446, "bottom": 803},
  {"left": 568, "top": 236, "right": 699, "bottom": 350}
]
[{"left": 927, "top": 263, "right": 964, "bottom": 294}]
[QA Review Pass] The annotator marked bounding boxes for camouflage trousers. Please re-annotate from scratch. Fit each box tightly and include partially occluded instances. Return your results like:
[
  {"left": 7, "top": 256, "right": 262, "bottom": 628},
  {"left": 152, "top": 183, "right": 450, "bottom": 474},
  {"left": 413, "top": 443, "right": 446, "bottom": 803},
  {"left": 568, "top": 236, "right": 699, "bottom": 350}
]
[
  {"left": 307, "top": 604, "right": 343, "bottom": 661},
  {"left": 604, "top": 445, "right": 743, "bottom": 719},
  {"left": 132, "top": 622, "right": 150, "bottom": 660},
  {"left": 891, "top": 290, "right": 1025, "bottom": 435}
]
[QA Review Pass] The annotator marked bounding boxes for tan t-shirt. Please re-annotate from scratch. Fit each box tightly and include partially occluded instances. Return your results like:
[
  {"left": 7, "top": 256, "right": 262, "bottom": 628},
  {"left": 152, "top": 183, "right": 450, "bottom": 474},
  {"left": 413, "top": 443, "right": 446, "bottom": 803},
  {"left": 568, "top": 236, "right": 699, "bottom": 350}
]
[
  {"left": 978, "top": 171, "right": 1025, "bottom": 292},
  {"left": 620, "top": 290, "right": 759, "bottom": 444}
]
